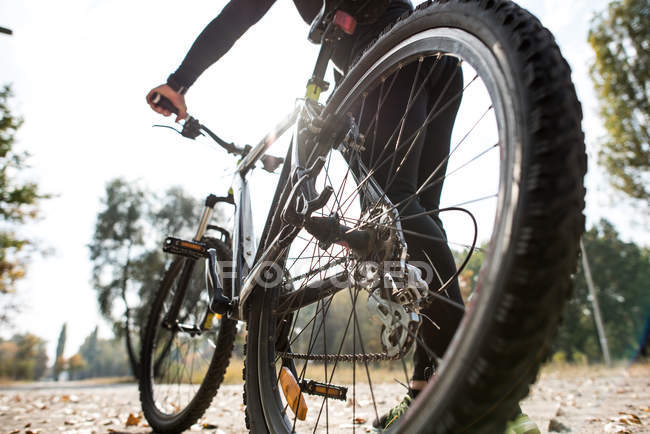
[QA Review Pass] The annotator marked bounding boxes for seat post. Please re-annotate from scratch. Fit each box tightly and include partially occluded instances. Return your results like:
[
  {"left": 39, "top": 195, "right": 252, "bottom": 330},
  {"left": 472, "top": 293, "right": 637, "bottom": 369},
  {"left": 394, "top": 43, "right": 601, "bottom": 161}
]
[{"left": 305, "top": 10, "right": 357, "bottom": 102}]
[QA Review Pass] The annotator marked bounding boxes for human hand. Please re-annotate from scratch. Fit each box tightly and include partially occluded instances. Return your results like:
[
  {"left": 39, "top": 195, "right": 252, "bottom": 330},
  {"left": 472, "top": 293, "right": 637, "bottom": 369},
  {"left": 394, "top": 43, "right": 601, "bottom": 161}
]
[{"left": 146, "top": 84, "right": 187, "bottom": 122}]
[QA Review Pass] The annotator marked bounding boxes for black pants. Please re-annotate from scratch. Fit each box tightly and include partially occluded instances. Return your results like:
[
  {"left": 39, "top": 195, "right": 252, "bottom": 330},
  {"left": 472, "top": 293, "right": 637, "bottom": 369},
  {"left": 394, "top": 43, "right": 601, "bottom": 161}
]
[{"left": 336, "top": 4, "right": 465, "bottom": 382}]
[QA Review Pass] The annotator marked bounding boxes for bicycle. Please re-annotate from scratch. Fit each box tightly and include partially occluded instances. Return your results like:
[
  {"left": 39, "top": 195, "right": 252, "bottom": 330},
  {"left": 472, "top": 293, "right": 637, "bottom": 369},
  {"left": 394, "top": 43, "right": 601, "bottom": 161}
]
[{"left": 138, "top": 0, "right": 586, "bottom": 432}]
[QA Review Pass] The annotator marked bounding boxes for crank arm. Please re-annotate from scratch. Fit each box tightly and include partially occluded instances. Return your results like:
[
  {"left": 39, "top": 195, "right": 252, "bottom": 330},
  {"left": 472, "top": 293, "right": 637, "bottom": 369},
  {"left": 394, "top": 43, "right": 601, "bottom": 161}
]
[{"left": 206, "top": 248, "right": 233, "bottom": 315}]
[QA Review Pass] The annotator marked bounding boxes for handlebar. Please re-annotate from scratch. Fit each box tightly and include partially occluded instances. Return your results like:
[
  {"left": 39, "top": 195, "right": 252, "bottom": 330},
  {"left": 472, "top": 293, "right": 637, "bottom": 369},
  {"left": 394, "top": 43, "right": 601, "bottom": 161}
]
[
  {"left": 150, "top": 92, "right": 180, "bottom": 115},
  {"left": 149, "top": 92, "right": 284, "bottom": 173}
]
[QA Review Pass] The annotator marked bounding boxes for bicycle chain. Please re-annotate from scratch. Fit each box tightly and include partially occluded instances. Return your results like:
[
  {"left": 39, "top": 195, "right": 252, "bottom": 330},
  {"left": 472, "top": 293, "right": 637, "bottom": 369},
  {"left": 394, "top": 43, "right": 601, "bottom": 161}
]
[
  {"left": 277, "top": 329, "right": 415, "bottom": 363},
  {"left": 277, "top": 350, "right": 401, "bottom": 362}
]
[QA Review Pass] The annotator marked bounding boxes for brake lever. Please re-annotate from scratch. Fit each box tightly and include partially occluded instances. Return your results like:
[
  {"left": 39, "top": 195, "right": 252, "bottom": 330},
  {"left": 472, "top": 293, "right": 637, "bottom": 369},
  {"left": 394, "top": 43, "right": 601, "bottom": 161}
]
[
  {"left": 152, "top": 116, "right": 204, "bottom": 140},
  {"left": 150, "top": 92, "right": 284, "bottom": 172},
  {"left": 180, "top": 116, "right": 203, "bottom": 139}
]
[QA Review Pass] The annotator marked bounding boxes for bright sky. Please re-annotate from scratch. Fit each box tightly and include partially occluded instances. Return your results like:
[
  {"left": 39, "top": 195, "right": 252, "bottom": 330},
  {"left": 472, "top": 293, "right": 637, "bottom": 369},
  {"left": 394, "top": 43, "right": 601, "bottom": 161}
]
[{"left": 0, "top": 0, "right": 644, "bottom": 362}]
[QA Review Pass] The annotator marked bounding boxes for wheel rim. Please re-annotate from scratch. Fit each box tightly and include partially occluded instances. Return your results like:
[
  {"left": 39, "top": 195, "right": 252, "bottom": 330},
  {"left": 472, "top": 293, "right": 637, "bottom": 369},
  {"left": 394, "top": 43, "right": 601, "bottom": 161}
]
[
  {"left": 147, "top": 258, "right": 224, "bottom": 419},
  {"left": 255, "top": 26, "right": 520, "bottom": 433}
]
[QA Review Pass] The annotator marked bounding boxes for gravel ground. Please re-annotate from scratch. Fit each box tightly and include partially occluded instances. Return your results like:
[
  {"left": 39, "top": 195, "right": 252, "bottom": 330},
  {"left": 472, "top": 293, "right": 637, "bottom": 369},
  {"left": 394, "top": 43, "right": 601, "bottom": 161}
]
[{"left": 1, "top": 364, "right": 648, "bottom": 433}]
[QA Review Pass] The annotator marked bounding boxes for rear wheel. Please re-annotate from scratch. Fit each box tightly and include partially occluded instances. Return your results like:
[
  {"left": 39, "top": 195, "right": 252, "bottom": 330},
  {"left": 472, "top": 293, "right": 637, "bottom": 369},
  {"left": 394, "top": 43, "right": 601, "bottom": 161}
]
[
  {"left": 245, "top": 0, "right": 585, "bottom": 432},
  {"left": 139, "top": 237, "right": 237, "bottom": 433}
]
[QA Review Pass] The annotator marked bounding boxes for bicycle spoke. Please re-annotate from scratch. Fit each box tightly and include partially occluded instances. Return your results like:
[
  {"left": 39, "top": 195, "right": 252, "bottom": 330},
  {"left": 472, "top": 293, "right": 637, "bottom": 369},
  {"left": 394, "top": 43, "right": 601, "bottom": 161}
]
[{"left": 348, "top": 283, "right": 380, "bottom": 425}]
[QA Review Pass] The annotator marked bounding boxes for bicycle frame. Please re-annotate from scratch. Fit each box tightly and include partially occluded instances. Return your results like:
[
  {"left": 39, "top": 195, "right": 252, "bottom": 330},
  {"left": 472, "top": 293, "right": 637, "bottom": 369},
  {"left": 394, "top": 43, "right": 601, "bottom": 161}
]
[
  {"left": 197, "top": 98, "right": 324, "bottom": 320},
  {"left": 231, "top": 102, "right": 303, "bottom": 316},
  {"left": 190, "top": 10, "right": 384, "bottom": 321}
]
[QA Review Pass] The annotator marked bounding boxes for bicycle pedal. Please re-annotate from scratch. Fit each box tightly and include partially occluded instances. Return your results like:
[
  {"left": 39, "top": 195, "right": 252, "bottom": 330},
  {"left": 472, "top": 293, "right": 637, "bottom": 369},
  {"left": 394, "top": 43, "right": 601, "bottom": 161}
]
[
  {"left": 163, "top": 237, "right": 209, "bottom": 259},
  {"left": 279, "top": 367, "right": 308, "bottom": 420},
  {"left": 300, "top": 379, "right": 347, "bottom": 401},
  {"left": 201, "top": 311, "right": 222, "bottom": 331}
]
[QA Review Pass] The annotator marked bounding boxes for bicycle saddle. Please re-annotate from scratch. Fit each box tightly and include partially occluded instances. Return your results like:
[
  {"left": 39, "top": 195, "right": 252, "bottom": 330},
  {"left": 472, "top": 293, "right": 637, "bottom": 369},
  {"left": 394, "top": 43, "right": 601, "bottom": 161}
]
[{"left": 308, "top": 0, "right": 394, "bottom": 43}]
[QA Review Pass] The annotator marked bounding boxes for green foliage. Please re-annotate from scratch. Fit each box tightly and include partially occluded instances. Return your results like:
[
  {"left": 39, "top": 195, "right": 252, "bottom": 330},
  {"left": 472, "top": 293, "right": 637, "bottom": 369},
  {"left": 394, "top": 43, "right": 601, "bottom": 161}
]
[
  {"left": 67, "top": 353, "right": 87, "bottom": 380},
  {"left": 0, "top": 85, "right": 47, "bottom": 299},
  {"left": 554, "top": 219, "right": 650, "bottom": 362},
  {"left": 53, "top": 323, "right": 67, "bottom": 380},
  {"left": 454, "top": 245, "right": 486, "bottom": 302},
  {"left": 588, "top": 0, "right": 650, "bottom": 203},
  {"left": 74, "top": 327, "right": 130, "bottom": 379},
  {"left": 89, "top": 178, "right": 220, "bottom": 377},
  {"left": 0, "top": 333, "right": 48, "bottom": 380},
  {"left": 89, "top": 179, "right": 150, "bottom": 375},
  {"left": 89, "top": 178, "right": 147, "bottom": 321}
]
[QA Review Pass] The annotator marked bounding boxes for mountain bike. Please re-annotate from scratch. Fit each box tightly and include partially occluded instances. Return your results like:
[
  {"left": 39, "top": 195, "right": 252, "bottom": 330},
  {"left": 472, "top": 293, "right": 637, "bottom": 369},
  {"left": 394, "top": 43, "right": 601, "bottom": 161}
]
[{"left": 138, "top": 0, "right": 586, "bottom": 432}]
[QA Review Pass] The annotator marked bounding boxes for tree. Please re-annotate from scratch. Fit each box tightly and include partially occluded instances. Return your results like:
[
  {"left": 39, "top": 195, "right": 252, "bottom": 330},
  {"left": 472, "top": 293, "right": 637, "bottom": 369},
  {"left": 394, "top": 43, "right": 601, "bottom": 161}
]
[
  {"left": 89, "top": 180, "right": 207, "bottom": 378},
  {"left": 78, "top": 326, "right": 99, "bottom": 378},
  {"left": 554, "top": 219, "right": 650, "bottom": 362},
  {"left": 455, "top": 246, "right": 486, "bottom": 302},
  {"left": 0, "top": 86, "right": 47, "bottom": 324},
  {"left": 0, "top": 333, "right": 49, "bottom": 380},
  {"left": 89, "top": 179, "right": 147, "bottom": 376},
  {"left": 67, "top": 353, "right": 87, "bottom": 380},
  {"left": 53, "top": 323, "right": 67, "bottom": 380},
  {"left": 588, "top": 0, "right": 649, "bottom": 205},
  {"left": 75, "top": 328, "right": 130, "bottom": 379}
]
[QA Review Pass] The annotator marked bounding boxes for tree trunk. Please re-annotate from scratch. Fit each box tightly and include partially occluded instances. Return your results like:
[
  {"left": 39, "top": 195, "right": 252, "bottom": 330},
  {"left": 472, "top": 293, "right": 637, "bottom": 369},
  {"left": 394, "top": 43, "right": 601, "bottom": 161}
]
[{"left": 121, "top": 242, "right": 140, "bottom": 379}]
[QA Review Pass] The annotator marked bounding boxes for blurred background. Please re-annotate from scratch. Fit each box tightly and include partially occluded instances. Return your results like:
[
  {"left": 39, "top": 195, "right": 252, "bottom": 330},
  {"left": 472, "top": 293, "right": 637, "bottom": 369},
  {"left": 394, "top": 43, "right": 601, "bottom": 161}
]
[{"left": 0, "top": 0, "right": 647, "bottom": 386}]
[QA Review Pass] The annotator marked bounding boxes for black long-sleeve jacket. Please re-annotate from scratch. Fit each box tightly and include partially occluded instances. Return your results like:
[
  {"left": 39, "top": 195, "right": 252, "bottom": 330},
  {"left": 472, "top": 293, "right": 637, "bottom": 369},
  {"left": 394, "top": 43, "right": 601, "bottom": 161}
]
[{"left": 168, "top": 0, "right": 411, "bottom": 90}]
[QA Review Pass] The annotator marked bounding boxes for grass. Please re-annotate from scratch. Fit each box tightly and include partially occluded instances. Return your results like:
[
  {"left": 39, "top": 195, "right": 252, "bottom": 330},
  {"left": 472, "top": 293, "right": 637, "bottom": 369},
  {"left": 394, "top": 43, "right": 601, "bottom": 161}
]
[
  {"left": 538, "top": 359, "right": 650, "bottom": 379},
  {"left": 0, "top": 376, "right": 135, "bottom": 387},
  {"left": 222, "top": 358, "right": 650, "bottom": 385}
]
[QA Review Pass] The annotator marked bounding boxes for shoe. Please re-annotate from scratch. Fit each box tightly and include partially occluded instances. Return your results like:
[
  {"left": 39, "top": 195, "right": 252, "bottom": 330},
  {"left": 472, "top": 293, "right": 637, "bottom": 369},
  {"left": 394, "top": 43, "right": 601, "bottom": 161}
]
[
  {"left": 505, "top": 413, "right": 540, "bottom": 434},
  {"left": 372, "top": 395, "right": 412, "bottom": 430}
]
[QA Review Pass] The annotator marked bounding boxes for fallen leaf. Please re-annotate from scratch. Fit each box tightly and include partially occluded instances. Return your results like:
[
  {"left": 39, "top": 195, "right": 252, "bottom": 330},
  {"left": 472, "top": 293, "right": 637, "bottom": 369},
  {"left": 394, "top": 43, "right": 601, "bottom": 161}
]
[
  {"left": 24, "top": 422, "right": 31, "bottom": 428},
  {"left": 604, "top": 422, "right": 631, "bottom": 433},
  {"left": 59, "top": 393, "right": 80, "bottom": 403},
  {"left": 611, "top": 413, "right": 642, "bottom": 425},
  {"left": 125, "top": 412, "right": 142, "bottom": 427},
  {"left": 353, "top": 417, "right": 367, "bottom": 424},
  {"left": 548, "top": 418, "right": 571, "bottom": 433}
]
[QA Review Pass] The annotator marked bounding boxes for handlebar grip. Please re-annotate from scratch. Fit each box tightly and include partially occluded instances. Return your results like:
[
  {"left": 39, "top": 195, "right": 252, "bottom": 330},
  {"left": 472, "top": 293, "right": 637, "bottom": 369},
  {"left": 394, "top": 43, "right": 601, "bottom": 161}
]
[{"left": 150, "top": 92, "right": 179, "bottom": 115}]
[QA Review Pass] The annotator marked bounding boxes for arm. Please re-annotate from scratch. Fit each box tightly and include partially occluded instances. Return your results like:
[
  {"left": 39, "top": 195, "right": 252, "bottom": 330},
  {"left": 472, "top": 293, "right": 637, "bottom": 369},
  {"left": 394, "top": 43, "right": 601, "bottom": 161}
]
[{"left": 148, "top": 0, "right": 277, "bottom": 120}]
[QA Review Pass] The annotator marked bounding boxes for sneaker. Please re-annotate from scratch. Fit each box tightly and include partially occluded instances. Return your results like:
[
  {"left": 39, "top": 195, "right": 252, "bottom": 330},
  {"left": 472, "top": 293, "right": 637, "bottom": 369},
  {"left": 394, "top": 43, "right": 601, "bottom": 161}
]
[
  {"left": 505, "top": 413, "right": 540, "bottom": 434},
  {"left": 372, "top": 395, "right": 412, "bottom": 430}
]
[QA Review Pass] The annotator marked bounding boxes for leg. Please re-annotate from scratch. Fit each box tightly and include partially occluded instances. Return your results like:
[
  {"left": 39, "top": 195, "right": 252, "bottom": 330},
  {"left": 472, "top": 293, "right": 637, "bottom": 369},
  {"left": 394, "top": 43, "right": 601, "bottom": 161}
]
[
  {"left": 356, "top": 56, "right": 465, "bottom": 381},
  {"left": 411, "top": 56, "right": 465, "bottom": 381}
]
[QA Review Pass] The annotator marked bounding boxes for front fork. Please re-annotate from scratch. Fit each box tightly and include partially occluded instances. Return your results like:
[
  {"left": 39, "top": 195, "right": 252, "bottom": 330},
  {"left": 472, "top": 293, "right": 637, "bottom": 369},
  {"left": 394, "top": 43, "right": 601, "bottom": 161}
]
[{"left": 161, "top": 194, "right": 234, "bottom": 331}]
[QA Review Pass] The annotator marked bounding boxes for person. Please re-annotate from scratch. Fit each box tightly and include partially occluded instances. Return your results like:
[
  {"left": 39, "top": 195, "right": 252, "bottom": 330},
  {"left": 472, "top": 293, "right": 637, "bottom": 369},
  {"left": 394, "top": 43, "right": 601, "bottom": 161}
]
[{"left": 146, "top": 1, "right": 540, "bottom": 432}]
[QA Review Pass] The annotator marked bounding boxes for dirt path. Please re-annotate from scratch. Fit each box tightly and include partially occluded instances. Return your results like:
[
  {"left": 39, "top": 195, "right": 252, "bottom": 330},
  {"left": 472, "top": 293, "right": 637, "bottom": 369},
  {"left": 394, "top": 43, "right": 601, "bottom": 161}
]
[{"left": 1, "top": 364, "right": 648, "bottom": 433}]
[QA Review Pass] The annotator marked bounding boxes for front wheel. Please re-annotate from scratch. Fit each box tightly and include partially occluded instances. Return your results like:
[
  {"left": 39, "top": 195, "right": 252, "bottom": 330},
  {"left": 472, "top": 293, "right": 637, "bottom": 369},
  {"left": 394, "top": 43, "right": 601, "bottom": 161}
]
[
  {"left": 245, "top": 0, "right": 586, "bottom": 432},
  {"left": 139, "top": 237, "right": 237, "bottom": 433}
]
